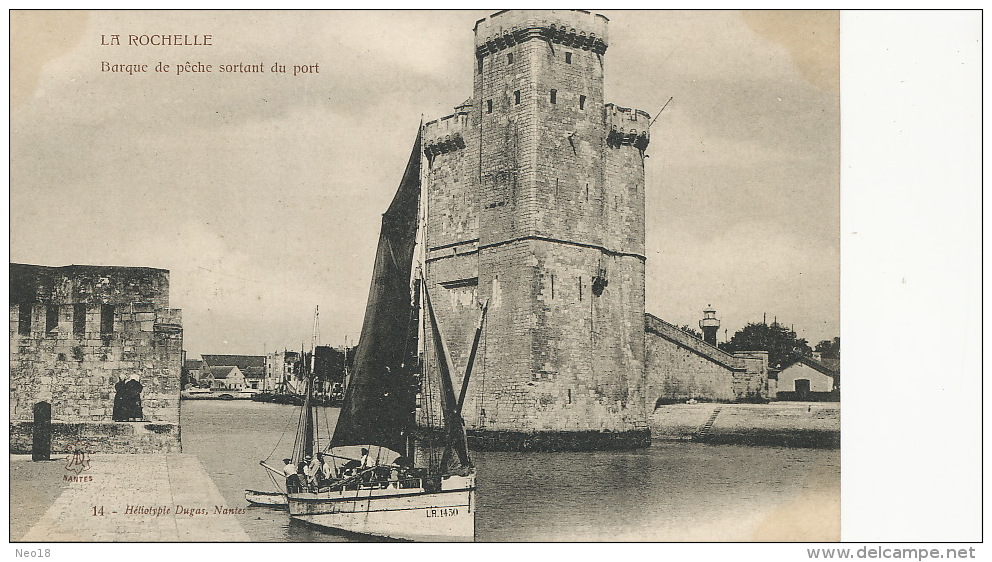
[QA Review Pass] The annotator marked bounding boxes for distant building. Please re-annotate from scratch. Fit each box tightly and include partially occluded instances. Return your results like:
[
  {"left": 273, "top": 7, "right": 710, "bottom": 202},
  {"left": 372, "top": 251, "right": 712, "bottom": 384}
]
[
  {"left": 9, "top": 263, "right": 183, "bottom": 454},
  {"left": 774, "top": 356, "right": 839, "bottom": 400},
  {"left": 201, "top": 354, "right": 268, "bottom": 390},
  {"left": 201, "top": 366, "right": 246, "bottom": 391},
  {"left": 182, "top": 359, "right": 203, "bottom": 388},
  {"left": 644, "top": 312, "right": 769, "bottom": 408},
  {"left": 266, "top": 350, "right": 300, "bottom": 393}
]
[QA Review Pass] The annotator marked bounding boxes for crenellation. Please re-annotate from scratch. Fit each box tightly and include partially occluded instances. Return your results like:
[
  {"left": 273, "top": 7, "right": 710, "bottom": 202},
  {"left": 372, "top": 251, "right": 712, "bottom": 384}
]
[
  {"left": 423, "top": 110, "right": 471, "bottom": 162},
  {"left": 605, "top": 104, "right": 651, "bottom": 150},
  {"left": 474, "top": 10, "right": 609, "bottom": 58}
]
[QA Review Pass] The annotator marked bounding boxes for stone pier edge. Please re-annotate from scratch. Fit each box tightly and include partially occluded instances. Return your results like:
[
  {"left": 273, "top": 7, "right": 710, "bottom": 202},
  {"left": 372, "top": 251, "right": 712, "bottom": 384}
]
[{"left": 466, "top": 428, "right": 651, "bottom": 452}]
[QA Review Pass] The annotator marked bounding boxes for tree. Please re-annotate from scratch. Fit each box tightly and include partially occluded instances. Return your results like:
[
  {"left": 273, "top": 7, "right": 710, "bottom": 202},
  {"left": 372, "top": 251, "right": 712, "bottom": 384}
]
[
  {"left": 180, "top": 363, "right": 196, "bottom": 389},
  {"left": 679, "top": 324, "right": 702, "bottom": 339},
  {"left": 719, "top": 321, "right": 813, "bottom": 368},
  {"left": 815, "top": 337, "right": 841, "bottom": 361}
]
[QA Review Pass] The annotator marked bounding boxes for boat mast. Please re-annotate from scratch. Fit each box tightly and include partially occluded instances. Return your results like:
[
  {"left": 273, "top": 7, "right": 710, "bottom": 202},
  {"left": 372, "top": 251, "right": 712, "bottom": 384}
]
[
  {"left": 311, "top": 305, "right": 320, "bottom": 397},
  {"left": 343, "top": 335, "right": 350, "bottom": 393},
  {"left": 405, "top": 274, "right": 421, "bottom": 463},
  {"left": 410, "top": 119, "right": 427, "bottom": 465},
  {"left": 300, "top": 344, "right": 315, "bottom": 461}
]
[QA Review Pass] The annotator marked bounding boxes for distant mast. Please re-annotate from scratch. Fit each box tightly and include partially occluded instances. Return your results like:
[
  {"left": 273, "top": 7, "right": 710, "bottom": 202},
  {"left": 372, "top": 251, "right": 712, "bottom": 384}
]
[{"left": 311, "top": 306, "right": 319, "bottom": 394}]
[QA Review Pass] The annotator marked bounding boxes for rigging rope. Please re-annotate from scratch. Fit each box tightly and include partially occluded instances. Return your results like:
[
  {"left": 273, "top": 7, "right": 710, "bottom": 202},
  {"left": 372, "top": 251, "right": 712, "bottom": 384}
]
[
  {"left": 421, "top": 307, "right": 438, "bottom": 475},
  {"left": 321, "top": 403, "right": 333, "bottom": 452},
  {"left": 314, "top": 398, "right": 320, "bottom": 455},
  {"left": 265, "top": 401, "right": 300, "bottom": 461},
  {"left": 478, "top": 315, "right": 488, "bottom": 429},
  {"left": 266, "top": 468, "right": 285, "bottom": 495}
]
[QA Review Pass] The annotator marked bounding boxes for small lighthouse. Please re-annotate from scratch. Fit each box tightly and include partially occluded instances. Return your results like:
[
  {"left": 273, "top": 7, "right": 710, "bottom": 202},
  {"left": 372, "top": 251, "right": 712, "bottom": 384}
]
[{"left": 699, "top": 305, "right": 720, "bottom": 345}]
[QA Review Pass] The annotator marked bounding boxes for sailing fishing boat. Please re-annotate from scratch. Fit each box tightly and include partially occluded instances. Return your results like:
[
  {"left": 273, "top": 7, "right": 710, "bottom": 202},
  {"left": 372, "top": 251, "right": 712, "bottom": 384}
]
[
  {"left": 246, "top": 335, "right": 323, "bottom": 508},
  {"left": 247, "top": 129, "right": 487, "bottom": 541}
]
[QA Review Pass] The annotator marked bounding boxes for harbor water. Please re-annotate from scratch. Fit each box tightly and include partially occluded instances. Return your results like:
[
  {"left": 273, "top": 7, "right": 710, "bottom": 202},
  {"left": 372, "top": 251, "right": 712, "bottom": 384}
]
[{"left": 181, "top": 400, "right": 839, "bottom": 542}]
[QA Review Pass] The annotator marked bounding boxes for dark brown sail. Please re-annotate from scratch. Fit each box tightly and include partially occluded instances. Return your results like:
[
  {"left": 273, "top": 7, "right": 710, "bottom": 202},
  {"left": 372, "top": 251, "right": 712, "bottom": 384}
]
[{"left": 330, "top": 129, "right": 421, "bottom": 454}]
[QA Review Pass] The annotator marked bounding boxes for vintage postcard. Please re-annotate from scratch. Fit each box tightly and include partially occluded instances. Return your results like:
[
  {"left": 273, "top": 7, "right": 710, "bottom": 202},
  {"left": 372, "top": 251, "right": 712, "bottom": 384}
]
[{"left": 7, "top": 9, "right": 979, "bottom": 548}]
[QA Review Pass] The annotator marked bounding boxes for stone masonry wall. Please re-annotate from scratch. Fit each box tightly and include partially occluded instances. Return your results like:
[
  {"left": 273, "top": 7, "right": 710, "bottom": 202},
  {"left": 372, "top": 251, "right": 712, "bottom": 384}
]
[
  {"left": 424, "top": 109, "right": 477, "bottom": 250},
  {"left": 10, "top": 263, "right": 170, "bottom": 309},
  {"left": 423, "top": 101, "right": 483, "bottom": 431},
  {"left": 9, "top": 421, "right": 181, "bottom": 454},
  {"left": 731, "top": 350, "right": 770, "bottom": 401},
  {"left": 644, "top": 326, "right": 737, "bottom": 405},
  {"left": 9, "top": 264, "right": 182, "bottom": 454},
  {"left": 644, "top": 314, "right": 769, "bottom": 407},
  {"left": 604, "top": 104, "right": 649, "bottom": 255}
]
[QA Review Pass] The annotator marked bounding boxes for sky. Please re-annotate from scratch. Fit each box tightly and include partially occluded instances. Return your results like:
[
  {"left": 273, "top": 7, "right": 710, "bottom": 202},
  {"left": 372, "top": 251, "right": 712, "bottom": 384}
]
[{"left": 10, "top": 10, "right": 840, "bottom": 358}]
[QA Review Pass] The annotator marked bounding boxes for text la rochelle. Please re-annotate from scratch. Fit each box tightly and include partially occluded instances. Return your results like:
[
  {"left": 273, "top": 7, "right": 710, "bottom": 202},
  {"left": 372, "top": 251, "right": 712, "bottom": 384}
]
[{"left": 101, "top": 35, "right": 212, "bottom": 46}]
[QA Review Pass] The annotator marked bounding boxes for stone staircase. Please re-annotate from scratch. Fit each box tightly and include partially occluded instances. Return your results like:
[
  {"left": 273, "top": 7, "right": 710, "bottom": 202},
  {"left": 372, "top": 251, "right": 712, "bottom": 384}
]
[{"left": 696, "top": 406, "right": 722, "bottom": 441}]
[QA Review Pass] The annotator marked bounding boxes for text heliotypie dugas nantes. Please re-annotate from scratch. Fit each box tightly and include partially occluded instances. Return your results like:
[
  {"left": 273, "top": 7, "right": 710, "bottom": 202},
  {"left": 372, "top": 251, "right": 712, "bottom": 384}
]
[{"left": 101, "top": 35, "right": 213, "bottom": 46}]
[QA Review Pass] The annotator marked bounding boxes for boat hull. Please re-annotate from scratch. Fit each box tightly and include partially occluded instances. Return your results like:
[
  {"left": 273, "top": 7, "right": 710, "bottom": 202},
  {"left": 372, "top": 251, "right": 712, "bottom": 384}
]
[
  {"left": 288, "top": 486, "right": 474, "bottom": 541},
  {"left": 245, "top": 489, "right": 288, "bottom": 507}
]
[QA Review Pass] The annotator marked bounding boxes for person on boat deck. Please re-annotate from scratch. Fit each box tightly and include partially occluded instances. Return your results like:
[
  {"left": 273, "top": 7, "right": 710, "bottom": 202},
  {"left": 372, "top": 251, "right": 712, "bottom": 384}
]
[
  {"left": 284, "top": 459, "right": 303, "bottom": 493},
  {"left": 306, "top": 454, "right": 323, "bottom": 485},
  {"left": 360, "top": 448, "right": 372, "bottom": 469},
  {"left": 297, "top": 459, "right": 311, "bottom": 486},
  {"left": 315, "top": 453, "right": 334, "bottom": 484},
  {"left": 301, "top": 456, "right": 317, "bottom": 485}
]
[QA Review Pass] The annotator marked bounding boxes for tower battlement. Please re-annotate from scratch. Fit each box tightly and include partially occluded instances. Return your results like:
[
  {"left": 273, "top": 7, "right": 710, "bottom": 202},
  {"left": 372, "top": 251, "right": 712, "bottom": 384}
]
[
  {"left": 474, "top": 10, "right": 609, "bottom": 58},
  {"left": 605, "top": 103, "right": 651, "bottom": 150},
  {"left": 423, "top": 109, "right": 470, "bottom": 161}
]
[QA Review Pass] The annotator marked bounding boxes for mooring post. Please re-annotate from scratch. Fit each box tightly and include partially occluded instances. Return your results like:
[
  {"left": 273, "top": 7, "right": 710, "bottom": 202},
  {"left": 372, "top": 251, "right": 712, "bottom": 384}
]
[{"left": 32, "top": 401, "right": 52, "bottom": 461}]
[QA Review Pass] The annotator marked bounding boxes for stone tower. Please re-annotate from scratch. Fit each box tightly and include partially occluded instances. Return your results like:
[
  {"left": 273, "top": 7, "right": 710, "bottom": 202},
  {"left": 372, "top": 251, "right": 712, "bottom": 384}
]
[
  {"left": 422, "top": 10, "right": 651, "bottom": 450},
  {"left": 699, "top": 305, "right": 720, "bottom": 346}
]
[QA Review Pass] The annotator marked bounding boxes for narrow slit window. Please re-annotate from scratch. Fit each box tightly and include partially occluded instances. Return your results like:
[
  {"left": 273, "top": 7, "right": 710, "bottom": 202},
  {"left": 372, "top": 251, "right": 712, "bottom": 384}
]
[
  {"left": 507, "top": 53, "right": 514, "bottom": 64},
  {"left": 46, "top": 305, "right": 59, "bottom": 332},
  {"left": 514, "top": 90, "right": 520, "bottom": 105},
  {"left": 578, "top": 277, "right": 583, "bottom": 301},
  {"left": 585, "top": 183, "right": 589, "bottom": 201},
  {"left": 100, "top": 304, "right": 114, "bottom": 334},
  {"left": 73, "top": 304, "right": 86, "bottom": 335},
  {"left": 18, "top": 303, "right": 32, "bottom": 336},
  {"left": 579, "top": 95, "right": 586, "bottom": 110},
  {"left": 550, "top": 89, "right": 557, "bottom": 104},
  {"left": 565, "top": 52, "right": 572, "bottom": 64},
  {"left": 551, "top": 274, "right": 555, "bottom": 299},
  {"left": 487, "top": 99, "right": 493, "bottom": 114}
]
